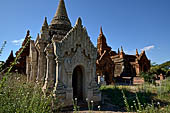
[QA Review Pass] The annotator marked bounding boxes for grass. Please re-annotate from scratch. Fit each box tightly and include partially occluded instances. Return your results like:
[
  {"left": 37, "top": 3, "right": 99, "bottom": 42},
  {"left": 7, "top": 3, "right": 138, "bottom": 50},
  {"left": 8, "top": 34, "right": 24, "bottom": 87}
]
[
  {"left": 0, "top": 74, "right": 56, "bottom": 113},
  {"left": 100, "top": 78, "right": 170, "bottom": 112}
]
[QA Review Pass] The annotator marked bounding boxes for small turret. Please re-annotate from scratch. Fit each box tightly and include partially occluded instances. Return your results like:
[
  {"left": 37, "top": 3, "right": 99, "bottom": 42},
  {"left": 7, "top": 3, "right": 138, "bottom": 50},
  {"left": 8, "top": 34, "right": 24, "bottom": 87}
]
[
  {"left": 42, "top": 17, "right": 48, "bottom": 29},
  {"left": 43, "top": 17, "right": 48, "bottom": 27},
  {"left": 76, "top": 17, "right": 82, "bottom": 26},
  {"left": 97, "top": 27, "right": 108, "bottom": 54},
  {"left": 41, "top": 17, "right": 49, "bottom": 33},
  {"left": 100, "top": 26, "right": 103, "bottom": 35},
  {"left": 118, "top": 48, "right": 120, "bottom": 55},
  {"left": 39, "top": 17, "right": 50, "bottom": 43},
  {"left": 35, "top": 33, "right": 40, "bottom": 45},
  {"left": 121, "top": 46, "right": 123, "bottom": 53},
  {"left": 120, "top": 46, "right": 125, "bottom": 58},
  {"left": 136, "top": 49, "right": 139, "bottom": 57}
]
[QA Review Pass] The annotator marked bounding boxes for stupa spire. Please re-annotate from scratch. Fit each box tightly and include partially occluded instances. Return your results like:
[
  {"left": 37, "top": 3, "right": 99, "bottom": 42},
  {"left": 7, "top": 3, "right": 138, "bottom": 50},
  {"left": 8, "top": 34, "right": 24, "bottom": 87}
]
[
  {"left": 55, "top": 0, "right": 68, "bottom": 18},
  {"left": 50, "top": 0, "right": 72, "bottom": 37},
  {"left": 100, "top": 26, "right": 103, "bottom": 35},
  {"left": 51, "top": 0, "right": 71, "bottom": 26}
]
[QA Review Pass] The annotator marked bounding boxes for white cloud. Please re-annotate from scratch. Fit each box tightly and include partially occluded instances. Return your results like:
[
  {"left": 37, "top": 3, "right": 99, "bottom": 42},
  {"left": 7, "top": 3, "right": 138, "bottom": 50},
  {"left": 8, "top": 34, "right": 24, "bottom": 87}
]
[
  {"left": 141, "top": 45, "right": 155, "bottom": 51},
  {"left": 11, "top": 39, "right": 24, "bottom": 45},
  {"left": 125, "top": 50, "right": 136, "bottom": 55}
]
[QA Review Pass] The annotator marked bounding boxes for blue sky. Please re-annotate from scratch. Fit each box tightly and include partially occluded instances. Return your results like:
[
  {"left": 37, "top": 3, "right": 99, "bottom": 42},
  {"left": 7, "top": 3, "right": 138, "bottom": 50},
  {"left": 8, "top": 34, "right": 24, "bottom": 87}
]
[{"left": 0, "top": 0, "right": 170, "bottom": 64}]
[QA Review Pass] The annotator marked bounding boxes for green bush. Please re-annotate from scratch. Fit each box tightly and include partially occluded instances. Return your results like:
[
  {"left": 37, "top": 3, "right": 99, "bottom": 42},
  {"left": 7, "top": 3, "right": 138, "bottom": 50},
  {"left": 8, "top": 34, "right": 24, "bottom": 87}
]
[
  {"left": 140, "top": 72, "right": 155, "bottom": 83},
  {"left": 151, "top": 61, "right": 170, "bottom": 77}
]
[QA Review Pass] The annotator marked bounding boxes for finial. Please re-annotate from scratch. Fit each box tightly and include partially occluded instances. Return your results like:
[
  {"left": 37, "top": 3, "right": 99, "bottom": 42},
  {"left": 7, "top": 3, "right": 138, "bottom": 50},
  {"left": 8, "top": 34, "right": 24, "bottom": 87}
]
[
  {"left": 43, "top": 17, "right": 48, "bottom": 27},
  {"left": 121, "top": 46, "right": 124, "bottom": 52},
  {"left": 120, "top": 46, "right": 124, "bottom": 58},
  {"left": 11, "top": 50, "right": 13, "bottom": 54},
  {"left": 76, "top": 17, "right": 82, "bottom": 26},
  {"left": 26, "top": 30, "right": 30, "bottom": 37},
  {"left": 100, "top": 26, "right": 103, "bottom": 35},
  {"left": 136, "top": 49, "right": 139, "bottom": 56},
  {"left": 9, "top": 50, "right": 14, "bottom": 57},
  {"left": 118, "top": 48, "right": 120, "bottom": 54}
]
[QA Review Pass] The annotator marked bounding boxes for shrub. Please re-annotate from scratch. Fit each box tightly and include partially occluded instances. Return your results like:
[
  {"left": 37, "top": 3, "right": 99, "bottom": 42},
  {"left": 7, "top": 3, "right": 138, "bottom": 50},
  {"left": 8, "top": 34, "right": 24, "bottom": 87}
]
[{"left": 140, "top": 72, "right": 155, "bottom": 83}]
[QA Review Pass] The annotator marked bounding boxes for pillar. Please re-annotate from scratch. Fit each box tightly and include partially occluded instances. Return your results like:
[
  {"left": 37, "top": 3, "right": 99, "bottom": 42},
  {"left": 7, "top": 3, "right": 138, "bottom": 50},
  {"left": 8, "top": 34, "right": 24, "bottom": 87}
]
[
  {"left": 43, "top": 52, "right": 55, "bottom": 92},
  {"left": 37, "top": 45, "right": 46, "bottom": 82}
]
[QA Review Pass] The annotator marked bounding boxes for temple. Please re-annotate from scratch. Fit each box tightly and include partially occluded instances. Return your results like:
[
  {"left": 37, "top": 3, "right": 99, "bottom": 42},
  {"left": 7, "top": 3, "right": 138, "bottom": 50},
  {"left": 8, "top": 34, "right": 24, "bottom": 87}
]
[
  {"left": 96, "top": 27, "right": 150, "bottom": 84},
  {"left": 26, "top": 0, "right": 101, "bottom": 105}
]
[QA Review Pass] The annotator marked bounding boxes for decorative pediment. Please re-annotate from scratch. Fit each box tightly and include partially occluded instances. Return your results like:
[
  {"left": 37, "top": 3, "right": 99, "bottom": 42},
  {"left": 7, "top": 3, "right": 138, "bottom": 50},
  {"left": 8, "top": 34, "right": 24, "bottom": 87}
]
[{"left": 53, "top": 17, "right": 97, "bottom": 60}]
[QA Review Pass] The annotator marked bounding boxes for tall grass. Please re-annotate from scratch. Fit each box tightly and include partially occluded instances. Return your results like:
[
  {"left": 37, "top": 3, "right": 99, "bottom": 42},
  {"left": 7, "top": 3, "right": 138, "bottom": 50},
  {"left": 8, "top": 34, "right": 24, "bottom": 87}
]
[
  {"left": 100, "top": 80, "right": 170, "bottom": 112},
  {"left": 123, "top": 78, "right": 170, "bottom": 113},
  {"left": 0, "top": 74, "right": 55, "bottom": 113},
  {"left": 0, "top": 38, "right": 60, "bottom": 112},
  {"left": 0, "top": 41, "right": 7, "bottom": 71}
]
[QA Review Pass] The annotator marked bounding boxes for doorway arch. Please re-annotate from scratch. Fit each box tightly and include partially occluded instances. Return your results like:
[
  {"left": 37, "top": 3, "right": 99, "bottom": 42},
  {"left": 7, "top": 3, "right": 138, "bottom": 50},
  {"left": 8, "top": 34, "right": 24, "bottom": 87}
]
[{"left": 72, "top": 66, "right": 83, "bottom": 101}]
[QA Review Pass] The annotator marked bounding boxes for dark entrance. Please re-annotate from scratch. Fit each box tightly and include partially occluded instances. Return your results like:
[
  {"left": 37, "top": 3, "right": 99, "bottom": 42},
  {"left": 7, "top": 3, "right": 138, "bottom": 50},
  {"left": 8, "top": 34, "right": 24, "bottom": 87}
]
[
  {"left": 72, "top": 66, "right": 83, "bottom": 101},
  {"left": 104, "top": 72, "right": 110, "bottom": 85}
]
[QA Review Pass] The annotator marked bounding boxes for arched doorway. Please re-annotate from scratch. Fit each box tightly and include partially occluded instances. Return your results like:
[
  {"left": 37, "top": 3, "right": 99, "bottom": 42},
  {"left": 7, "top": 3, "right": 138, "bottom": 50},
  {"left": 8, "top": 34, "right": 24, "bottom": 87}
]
[{"left": 72, "top": 66, "right": 83, "bottom": 101}]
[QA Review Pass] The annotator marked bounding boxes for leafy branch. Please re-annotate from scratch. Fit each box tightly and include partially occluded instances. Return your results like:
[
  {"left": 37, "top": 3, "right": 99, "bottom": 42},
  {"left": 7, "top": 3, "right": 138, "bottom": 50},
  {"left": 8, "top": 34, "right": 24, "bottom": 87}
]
[{"left": 0, "top": 41, "right": 7, "bottom": 57}]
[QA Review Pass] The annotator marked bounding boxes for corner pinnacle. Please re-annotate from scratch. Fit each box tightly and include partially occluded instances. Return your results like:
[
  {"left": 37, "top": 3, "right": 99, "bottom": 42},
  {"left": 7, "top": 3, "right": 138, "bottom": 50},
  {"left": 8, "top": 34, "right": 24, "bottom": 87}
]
[
  {"left": 136, "top": 49, "right": 139, "bottom": 56},
  {"left": 43, "top": 17, "right": 48, "bottom": 27},
  {"left": 121, "top": 46, "right": 124, "bottom": 52}
]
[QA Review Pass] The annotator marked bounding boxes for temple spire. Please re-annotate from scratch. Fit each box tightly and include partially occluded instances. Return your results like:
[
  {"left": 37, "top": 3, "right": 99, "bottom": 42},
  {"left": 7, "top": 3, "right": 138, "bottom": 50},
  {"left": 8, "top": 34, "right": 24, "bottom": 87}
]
[
  {"left": 118, "top": 48, "right": 120, "bottom": 55},
  {"left": 55, "top": 0, "right": 68, "bottom": 18},
  {"left": 43, "top": 17, "right": 48, "bottom": 27},
  {"left": 121, "top": 46, "right": 124, "bottom": 52},
  {"left": 50, "top": 0, "right": 72, "bottom": 37},
  {"left": 120, "top": 46, "right": 125, "bottom": 58},
  {"left": 9, "top": 50, "right": 14, "bottom": 58},
  {"left": 51, "top": 0, "right": 71, "bottom": 26},
  {"left": 100, "top": 26, "right": 103, "bottom": 35},
  {"left": 136, "top": 49, "right": 139, "bottom": 57},
  {"left": 26, "top": 30, "right": 30, "bottom": 37}
]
